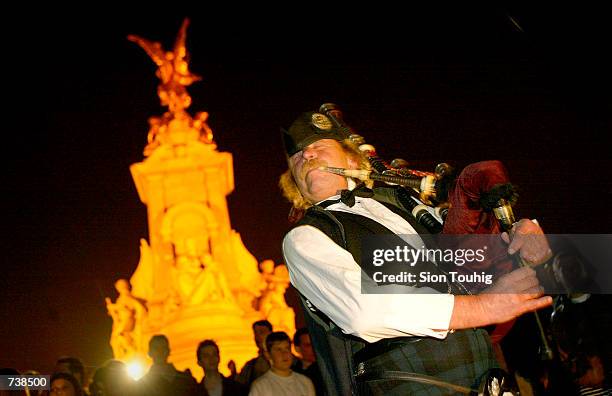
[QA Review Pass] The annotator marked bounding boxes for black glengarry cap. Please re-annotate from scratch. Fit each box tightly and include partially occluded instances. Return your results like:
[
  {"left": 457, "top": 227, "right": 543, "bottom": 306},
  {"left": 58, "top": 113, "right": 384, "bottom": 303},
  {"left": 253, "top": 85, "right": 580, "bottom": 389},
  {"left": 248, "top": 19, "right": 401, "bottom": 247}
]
[{"left": 282, "top": 111, "right": 351, "bottom": 156}]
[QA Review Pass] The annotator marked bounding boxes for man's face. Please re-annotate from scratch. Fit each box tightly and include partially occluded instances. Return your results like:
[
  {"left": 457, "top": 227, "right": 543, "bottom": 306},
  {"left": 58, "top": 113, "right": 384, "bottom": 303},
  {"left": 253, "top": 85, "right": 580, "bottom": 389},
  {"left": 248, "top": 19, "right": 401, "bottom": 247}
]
[
  {"left": 198, "top": 345, "right": 220, "bottom": 372},
  {"left": 149, "top": 339, "right": 170, "bottom": 363},
  {"left": 289, "top": 139, "right": 357, "bottom": 204},
  {"left": 50, "top": 378, "right": 76, "bottom": 396},
  {"left": 54, "top": 363, "right": 82, "bottom": 385},
  {"left": 266, "top": 340, "right": 293, "bottom": 372},
  {"left": 296, "top": 334, "right": 316, "bottom": 364},
  {"left": 253, "top": 325, "right": 271, "bottom": 351}
]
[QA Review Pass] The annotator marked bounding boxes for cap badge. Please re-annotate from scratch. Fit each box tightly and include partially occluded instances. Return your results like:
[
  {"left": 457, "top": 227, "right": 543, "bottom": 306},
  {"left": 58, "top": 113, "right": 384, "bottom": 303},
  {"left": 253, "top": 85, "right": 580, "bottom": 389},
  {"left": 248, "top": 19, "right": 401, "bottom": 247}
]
[{"left": 311, "top": 113, "right": 333, "bottom": 131}]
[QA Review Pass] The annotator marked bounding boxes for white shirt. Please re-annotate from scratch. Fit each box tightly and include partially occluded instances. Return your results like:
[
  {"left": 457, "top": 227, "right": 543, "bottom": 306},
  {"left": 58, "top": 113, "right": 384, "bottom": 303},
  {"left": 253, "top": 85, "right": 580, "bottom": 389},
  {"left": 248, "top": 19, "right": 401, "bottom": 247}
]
[
  {"left": 282, "top": 195, "right": 454, "bottom": 343},
  {"left": 249, "top": 370, "right": 315, "bottom": 396}
]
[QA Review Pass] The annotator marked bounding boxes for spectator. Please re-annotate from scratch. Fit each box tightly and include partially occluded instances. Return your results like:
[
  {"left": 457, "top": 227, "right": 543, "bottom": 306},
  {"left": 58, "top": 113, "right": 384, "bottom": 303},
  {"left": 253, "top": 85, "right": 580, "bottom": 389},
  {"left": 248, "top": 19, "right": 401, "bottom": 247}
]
[
  {"left": 196, "top": 339, "right": 247, "bottom": 395},
  {"left": 89, "top": 360, "right": 135, "bottom": 396},
  {"left": 137, "top": 335, "right": 197, "bottom": 396},
  {"left": 249, "top": 332, "right": 314, "bottom": 396},
  {"left": 55, "top": 356, "right": 88, "bottom": 395},
  {"left": 50, "top": 372, "right": 83, "bottom": 396},
  {"left": 292, "top": 328, "right": 315, "bottom": 372},
  {"left": 236, "top": 321, "right": 272, "bottom": 387},
  {"left": 291, "top": 328, "right": 323, "bottom": 395}
]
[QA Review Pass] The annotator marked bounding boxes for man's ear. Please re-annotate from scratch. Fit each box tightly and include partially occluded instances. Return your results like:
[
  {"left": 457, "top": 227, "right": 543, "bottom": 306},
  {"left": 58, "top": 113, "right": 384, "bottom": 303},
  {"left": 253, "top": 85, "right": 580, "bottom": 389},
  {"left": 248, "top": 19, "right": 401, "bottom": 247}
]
[{"left": 263, "top": 349, "right": 271, "bottom": 363}]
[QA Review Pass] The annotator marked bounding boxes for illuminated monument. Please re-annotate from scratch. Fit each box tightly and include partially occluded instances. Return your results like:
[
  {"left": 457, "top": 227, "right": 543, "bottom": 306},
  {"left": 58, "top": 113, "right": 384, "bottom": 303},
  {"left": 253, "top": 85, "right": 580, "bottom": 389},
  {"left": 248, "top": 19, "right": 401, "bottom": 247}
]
[{"left": 105, "top": 19, "right": 295, "bottom": 378}]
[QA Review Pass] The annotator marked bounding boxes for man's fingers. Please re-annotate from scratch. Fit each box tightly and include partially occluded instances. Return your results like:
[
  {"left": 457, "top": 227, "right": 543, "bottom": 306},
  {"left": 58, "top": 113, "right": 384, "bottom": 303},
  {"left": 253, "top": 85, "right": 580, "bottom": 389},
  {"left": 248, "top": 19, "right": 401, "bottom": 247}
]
[
  {"left": 522, "top": 295, "right": 553, "bottom": 313},
  {"left": 507, "top": 234, "right": 525, "bottom": 255},
  {"left": 505, "top": 219, "right": 550, "bottom": 259},
  {"left": 522, "top": 285, "right": 545, "bottom": 299},
  {"left": 485, "top": 266, "right": 538, "bottom": 294},
  {"left": 504, "top": 266, "right": 536, "bottom": 283},
  {"left": 482, "top": 292, "right": 552, "bottom": 324},
  {"left": 520, "top": 244, "right": 553, "bottom": 265},
  {"left": 515, "top": 277, "right": 541, "bottom": 294}
]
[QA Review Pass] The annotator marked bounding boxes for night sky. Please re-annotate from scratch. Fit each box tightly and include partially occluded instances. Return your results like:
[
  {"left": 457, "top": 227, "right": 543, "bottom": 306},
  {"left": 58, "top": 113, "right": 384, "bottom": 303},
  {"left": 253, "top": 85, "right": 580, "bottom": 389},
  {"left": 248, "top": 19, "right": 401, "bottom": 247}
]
[{"left": 3, "top": 6, "right": 611, "bottom": 377}]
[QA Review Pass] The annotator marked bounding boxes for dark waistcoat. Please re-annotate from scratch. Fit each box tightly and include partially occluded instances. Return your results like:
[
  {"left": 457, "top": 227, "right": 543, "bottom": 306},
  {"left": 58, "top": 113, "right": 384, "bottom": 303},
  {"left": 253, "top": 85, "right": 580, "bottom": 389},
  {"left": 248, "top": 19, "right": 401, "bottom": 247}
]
[{"left": 291, "top": 193, "right": 495, "bottom": 395}]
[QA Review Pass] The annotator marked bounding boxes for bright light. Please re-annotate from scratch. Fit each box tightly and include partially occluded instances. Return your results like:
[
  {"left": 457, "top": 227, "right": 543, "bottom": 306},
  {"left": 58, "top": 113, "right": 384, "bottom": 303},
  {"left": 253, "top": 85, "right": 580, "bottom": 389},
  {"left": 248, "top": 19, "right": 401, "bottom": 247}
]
[{"left": 126, "top": 361, "right": 145, "bottom": 380}]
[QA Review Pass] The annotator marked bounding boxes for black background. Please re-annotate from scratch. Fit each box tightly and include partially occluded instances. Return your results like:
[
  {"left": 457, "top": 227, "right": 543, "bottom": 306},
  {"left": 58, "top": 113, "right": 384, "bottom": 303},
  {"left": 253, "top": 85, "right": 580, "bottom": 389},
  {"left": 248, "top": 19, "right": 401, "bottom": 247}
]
[{"left": 2, "top": 4, "right": 610, "bottom": 376}]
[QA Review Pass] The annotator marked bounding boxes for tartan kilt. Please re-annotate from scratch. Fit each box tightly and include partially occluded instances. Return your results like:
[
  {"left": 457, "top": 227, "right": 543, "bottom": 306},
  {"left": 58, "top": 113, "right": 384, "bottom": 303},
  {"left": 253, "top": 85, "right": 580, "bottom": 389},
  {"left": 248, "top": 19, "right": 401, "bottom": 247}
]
[{"left": 357, "top": 329, "right": 498, "bottom": 395}]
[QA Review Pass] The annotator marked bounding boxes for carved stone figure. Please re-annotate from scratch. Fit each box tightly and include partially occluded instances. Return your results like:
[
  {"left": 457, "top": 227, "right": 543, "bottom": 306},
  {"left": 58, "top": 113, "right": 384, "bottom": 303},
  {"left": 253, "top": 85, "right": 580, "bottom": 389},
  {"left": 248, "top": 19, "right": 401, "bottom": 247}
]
[
  {"left": 259, "top": 262, "right": 295, "bottom": 336},
  {"left": 106, "top": 279, "right": 147, "bottom": 359},
  {"left": 128, "top": 18, "right": 214, "bottom": 157}
]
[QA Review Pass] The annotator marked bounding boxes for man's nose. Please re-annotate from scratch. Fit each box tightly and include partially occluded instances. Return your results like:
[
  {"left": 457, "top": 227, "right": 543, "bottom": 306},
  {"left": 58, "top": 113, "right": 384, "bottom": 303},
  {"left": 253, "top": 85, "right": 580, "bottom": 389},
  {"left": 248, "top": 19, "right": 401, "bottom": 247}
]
[{"left": 302, "top": 146, "right": 317, "bottom": 159}]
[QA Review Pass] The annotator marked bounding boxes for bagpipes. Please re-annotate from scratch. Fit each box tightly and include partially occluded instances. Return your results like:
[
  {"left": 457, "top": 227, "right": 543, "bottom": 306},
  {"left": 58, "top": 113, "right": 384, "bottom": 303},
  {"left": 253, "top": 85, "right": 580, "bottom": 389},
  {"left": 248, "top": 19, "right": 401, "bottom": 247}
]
[{"left": 317, "top": 103, "right": 518, "bottom": 237}]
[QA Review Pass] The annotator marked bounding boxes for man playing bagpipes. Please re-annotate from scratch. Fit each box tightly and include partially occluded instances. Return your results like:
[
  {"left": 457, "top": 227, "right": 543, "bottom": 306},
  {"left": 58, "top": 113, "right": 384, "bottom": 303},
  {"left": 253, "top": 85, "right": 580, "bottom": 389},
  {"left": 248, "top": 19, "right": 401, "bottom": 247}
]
[{"left": 278, "top": 105, "right": 558, "bottom": 395}]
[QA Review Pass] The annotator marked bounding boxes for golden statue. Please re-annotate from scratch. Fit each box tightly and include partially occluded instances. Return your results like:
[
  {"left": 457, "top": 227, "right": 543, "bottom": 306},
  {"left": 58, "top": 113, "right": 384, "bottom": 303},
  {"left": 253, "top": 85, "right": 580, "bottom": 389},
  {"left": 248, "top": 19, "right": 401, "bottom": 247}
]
[
  {"left": 128, "top": 18, "right": 200, "bottom": 114},
  {"left": 106, "top": 279, "right": 147, "bottom": 360},
  {"left": 128, "top": 18, "right": 214, "bottom": 157},
  {"left": 113, "top": 20, "right": 296, "bottom": 378}
]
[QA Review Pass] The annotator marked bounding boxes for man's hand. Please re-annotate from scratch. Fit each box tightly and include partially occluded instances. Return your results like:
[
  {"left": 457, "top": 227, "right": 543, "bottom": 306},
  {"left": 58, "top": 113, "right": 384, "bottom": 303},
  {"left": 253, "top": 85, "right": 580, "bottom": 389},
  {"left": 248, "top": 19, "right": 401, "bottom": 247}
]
[
  {"left": 478, "top": 266, "right": 552, "bottom": 324},
  {"left": 228, "top": 359, "right": 237, "bottom": 378},
  {"left": 501, "top": 219, "right": 553, "bottom": 265},
  {"left": 450, "top": 266, "right": 553, "bottom": 329}
]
